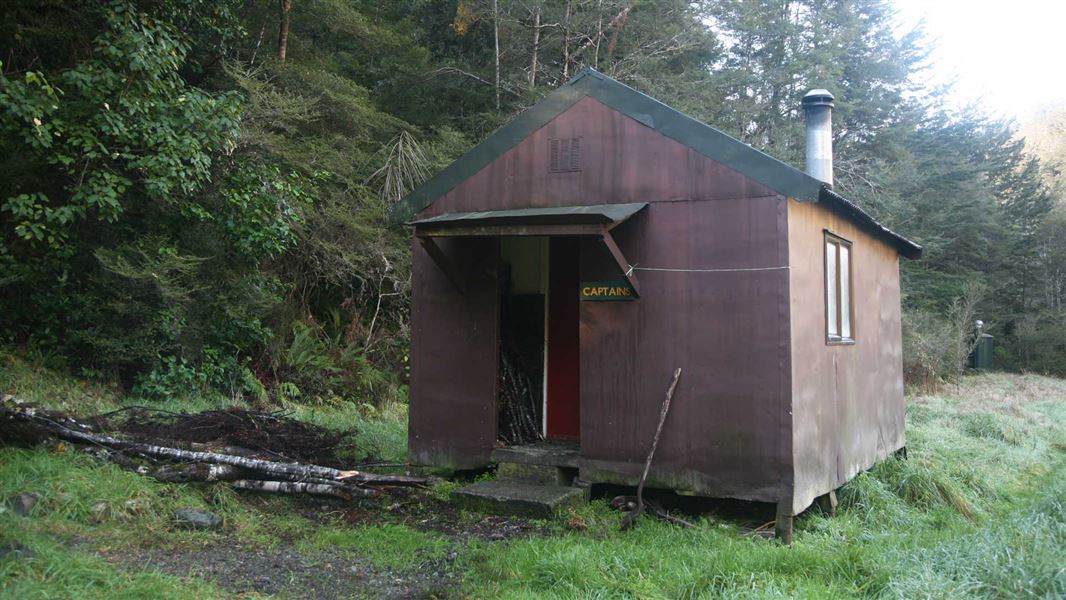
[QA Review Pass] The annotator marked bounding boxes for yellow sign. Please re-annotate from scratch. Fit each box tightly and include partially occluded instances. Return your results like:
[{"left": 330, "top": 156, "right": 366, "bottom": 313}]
[{"left": 580, "top": 279, "right": 637, "bottom": 301}]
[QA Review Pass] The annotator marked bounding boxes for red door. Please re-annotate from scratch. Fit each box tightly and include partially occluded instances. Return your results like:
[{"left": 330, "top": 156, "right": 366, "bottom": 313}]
[{"left": 546, "top": 237, "right": 580, "bottom": 439}]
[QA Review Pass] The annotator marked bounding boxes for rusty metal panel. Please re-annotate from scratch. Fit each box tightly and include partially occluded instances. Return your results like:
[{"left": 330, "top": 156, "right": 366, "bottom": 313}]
[
  {"left": 408, "top": 96, "right": 797, "bottom": 502},
  {"left": 415, "top": 97, "right": 776, "bottom": 220},
  {"left": 408, "top": 237, "right": 500, "bottom": 469},
  {"left": 787, "top": 198, "right": 905, "bottom": 515},
  {"left": 577, "top": 196, "right": 793, "bottom": 503}
]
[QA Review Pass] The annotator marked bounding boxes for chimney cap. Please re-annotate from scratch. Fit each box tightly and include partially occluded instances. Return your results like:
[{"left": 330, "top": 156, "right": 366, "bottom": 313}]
[
  {"left": 801, "top": 87, "right": 835, "bottom": 108},
  {"left": 802, "top": 88, "right": 835, "bottom": 108}
]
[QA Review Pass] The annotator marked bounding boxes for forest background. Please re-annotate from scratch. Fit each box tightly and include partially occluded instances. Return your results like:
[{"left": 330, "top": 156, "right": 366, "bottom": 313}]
[{"left": 2, "top": 0, "right": 1064, "bottom": 406}]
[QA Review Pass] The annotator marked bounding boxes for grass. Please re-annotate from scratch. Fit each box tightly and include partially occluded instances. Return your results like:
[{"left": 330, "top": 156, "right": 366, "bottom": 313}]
[
  {"left": 0, "top": 348, "right": 409, "bottom": 465},
  {"left": 0, "top": 522, "right": 224, "bottom": 600},
  {"left": 298, "top": 523, "right": 451, "bottom": 570},
  {"left": 459, "top": 372, "right": 1066, "bottom": 599},
  {"left": 2, "top": 348, "right": 1065, "bottom": 599},
  {"left": 0, "top": 448, "right": 235, "bottom": 599}
]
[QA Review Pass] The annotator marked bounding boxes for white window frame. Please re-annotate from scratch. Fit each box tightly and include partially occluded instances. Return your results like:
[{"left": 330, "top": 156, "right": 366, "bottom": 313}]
[{"left": 825, "top": 231, "right": 855, "bottom": 344}]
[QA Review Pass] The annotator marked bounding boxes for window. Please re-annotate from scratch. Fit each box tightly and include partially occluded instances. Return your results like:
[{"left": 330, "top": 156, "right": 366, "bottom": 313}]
[{"left": 825, "top": 232, "right": 853, "bottom": 343}]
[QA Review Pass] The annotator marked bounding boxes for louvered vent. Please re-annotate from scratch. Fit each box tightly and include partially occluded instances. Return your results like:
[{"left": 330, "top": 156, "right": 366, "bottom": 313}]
[{"left": 549, "top": 137, "right": 582, "bottom": 173}]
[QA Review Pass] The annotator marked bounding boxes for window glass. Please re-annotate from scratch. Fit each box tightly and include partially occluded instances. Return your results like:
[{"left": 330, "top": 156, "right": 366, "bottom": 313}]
[
  {"left": 826, "top": 240, "right": 838, "bottom": 337},
  {"left": 840, "top": 245, "right": 851, "bottom": 339}
]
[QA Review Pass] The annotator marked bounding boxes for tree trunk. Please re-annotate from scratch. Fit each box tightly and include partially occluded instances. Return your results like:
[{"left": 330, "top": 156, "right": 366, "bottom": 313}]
[
  {"left": 606, "top": 6, "right": 628, "bottom": 60},
  {"left": 563, "top": 0, "right": 572, "bottom": 78},
  {"left": 277, "top": 0, "right": 292, "bottom": 63},
  {"left": 571, "top": 6, "right": 630, "bottom": 67},
  {"left": 530, "top": 5, "right": 541, "bottom": 90},
  {"left": 594, "top": 0, "right": 603, "bottom": 68},
  {"left": 250, "top": 21, "right": 267, "bottom": 66},
  {"left": 493, "top": 0, "right": 501, "bottom": 110}
]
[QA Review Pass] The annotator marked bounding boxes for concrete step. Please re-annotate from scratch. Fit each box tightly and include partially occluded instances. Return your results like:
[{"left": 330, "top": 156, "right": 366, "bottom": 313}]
[{"left": 451, "top": 480, "right": 587, "bottom": 519}]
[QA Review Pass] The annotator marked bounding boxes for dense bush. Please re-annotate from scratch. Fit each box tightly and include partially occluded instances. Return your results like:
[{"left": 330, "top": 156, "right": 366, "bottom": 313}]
[{"left": 2, "top": 0, "right": 1063, "bottom": 402}]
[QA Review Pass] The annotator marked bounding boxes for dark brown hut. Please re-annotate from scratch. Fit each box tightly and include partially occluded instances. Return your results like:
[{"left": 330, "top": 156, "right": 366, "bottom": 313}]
[{"left": 390, "top": 70, "right": 921, "bottom": 535}]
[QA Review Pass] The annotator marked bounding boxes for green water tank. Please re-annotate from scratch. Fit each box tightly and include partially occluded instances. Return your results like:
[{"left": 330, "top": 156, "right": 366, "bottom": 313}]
[{"left": 971, "top": 334, "right": 994, "bottom": 371}]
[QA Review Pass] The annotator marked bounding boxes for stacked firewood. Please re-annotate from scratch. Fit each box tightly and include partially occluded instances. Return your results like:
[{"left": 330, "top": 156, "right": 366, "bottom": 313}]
[
  {"left": 0, "top": 395, "right": 428, "bottom": 499},
  {"left": 497, "top": 349, "right": 542, "bottom": 446}
]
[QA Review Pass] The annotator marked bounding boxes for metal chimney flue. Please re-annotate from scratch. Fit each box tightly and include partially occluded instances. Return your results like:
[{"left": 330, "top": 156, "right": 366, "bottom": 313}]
[{"left": 802, "top": 89, "right": 835, "bottom": 186}]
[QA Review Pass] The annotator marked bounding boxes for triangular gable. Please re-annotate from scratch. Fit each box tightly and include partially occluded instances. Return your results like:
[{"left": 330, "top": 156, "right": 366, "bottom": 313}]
[
  {"left": 390, "top": 69, "right": 823, "bottom": 224},
  {"left": 390, "top": 69, "right": 921, "bottom": 259}
]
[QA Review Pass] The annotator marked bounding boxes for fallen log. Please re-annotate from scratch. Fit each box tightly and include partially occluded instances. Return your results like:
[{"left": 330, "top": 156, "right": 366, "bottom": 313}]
[
  {"left": 152, "top": 463, "right": 250, "bottom": 483},
  {"left": 1, "top": 397, "right": 430, "bottom": 489},
  {"left": 151, "top": 463, "right": 383, "bottom": 490},
  {"left": 230, "top": 479, "right": 375, "bottom": 500}
]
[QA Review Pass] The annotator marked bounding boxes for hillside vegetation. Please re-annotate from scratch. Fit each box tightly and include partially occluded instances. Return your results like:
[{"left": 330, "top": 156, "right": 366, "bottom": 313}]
[
  {"left": 2, "top": 0, "right": 1065, "bottom": 408},
  {"left": 1, "top": 350, "right": 1064, "bottom": 599}
]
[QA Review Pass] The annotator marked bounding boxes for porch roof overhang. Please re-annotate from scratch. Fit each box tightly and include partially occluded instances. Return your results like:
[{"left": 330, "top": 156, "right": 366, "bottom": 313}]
[
  {"left": 409, "top": 202, "right": 647, "bottom": 236},
  {"left": 411, "top": 203, "right": 646, "bottom": 296}
]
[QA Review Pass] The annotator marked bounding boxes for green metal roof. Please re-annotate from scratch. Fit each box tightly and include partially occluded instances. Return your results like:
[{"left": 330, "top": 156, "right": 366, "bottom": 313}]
[
  {"left": 409, "top": 202, "right": 648, "bottom": 227},
  {"left": 391, "top": 69, "right": 921, "bottom": 259}
]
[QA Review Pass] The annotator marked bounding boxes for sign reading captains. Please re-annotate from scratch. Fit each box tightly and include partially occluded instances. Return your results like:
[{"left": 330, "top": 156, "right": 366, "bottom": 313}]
[{"left": 580, "top": 279, "right": 637, "bottom": 301}]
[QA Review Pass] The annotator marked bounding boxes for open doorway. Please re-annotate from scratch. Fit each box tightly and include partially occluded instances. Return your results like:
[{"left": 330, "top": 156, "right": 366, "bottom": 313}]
[
  {"left": 498, "top": 237, "right": 546, "bottom": 445},
  {"left": 497, "top": 237, "right": 581, "bottom": 446}
]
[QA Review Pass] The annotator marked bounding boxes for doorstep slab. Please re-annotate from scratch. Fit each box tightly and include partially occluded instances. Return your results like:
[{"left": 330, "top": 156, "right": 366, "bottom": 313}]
[
  {"left": 491, "top": 441, "right": 580, "bottom": 468},
  {"left": 496, "top": 462, "right": 574, "bottom": 485},
  {"left": 451, "top": 480, "right": 587, "bottom": 519}
]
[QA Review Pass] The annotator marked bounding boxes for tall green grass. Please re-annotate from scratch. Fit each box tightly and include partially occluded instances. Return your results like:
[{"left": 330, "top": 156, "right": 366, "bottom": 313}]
[
  {"left": 3, "top": 351, "right": 1064, "bottom": 600},
  {"left": 463, "top": 373, "right": 1066, "bottom": 599}
]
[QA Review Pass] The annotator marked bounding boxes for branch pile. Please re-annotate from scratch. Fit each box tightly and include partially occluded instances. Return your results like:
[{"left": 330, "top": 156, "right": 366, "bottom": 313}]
[{"left": 0, "top": 395, "right": 428, "bottom": 499}]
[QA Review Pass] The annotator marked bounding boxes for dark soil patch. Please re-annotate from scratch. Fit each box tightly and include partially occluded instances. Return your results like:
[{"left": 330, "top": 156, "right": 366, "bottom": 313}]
[
  {"left": 343, "top": 494, "right": 547, "bottom": 542},
  {"left": 98, "top": 539, "right": 459, "bottom": 600},
  {"left": 243, "top": 487, "right": 551, "bottom": 543},
  {"left": 91, "top": 488, "right": 547, "bottom": 599},
  {"left": 90, "top": 407, "right": 352, "bottom": 467}
]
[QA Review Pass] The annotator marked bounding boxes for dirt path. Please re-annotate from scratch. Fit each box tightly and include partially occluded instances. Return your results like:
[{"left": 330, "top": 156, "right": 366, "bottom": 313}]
[
  {"left": 90, "top": 491, "right": 547, "bottom": 599},
  {"left": 103, "top": 540, "right": 457, "bottom": 599}
]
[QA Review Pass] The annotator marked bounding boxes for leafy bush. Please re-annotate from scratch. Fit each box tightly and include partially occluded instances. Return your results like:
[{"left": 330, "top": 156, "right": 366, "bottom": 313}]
[
  {"left": 903, "top": 283, "right": 986, "bottom": 391},
  {"left": 132, "top": 349, "right": 266, "bottom": 402},
  {"left": 277, "top": 315, "right": 398, "bottom": 405}
]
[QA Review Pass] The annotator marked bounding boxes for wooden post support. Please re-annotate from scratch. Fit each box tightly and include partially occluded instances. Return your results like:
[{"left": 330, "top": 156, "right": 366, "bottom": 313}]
[
  {"left": 815, "top": 489, "right": 838, "bottom": 516},
  {"left": 600, "top": 228, "right": 640, "bottom": 296},
  {"left": 774, "top": 499, "right": 794, "bottom": 545},
  {"left": 418, "top": 237, "right": 466, "bottom": 294}
]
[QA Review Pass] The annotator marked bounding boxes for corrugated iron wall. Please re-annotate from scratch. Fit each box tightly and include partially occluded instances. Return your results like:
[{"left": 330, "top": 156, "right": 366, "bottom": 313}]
[{"left": 787, "top": 198, "right": 905, "bottom": 514}]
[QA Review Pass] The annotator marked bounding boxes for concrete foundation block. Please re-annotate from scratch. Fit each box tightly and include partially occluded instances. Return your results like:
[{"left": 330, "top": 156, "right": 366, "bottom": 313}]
[{"left": 451, "top": 480, "right": 587, "bottom": 519}]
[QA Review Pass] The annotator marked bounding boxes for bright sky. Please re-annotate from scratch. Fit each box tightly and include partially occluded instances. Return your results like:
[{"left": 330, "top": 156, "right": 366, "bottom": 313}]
[{"left": 892, "top": 0, "right": 1066, "bottom": 122}]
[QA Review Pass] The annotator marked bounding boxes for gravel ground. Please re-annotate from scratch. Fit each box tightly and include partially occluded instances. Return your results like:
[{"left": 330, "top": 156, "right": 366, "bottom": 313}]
[
  {"left": 90, "top": 489, "right": 549, "bottom": 599},
  {"left": 104, "top": 540, "right": 458, "bottom": 600}
]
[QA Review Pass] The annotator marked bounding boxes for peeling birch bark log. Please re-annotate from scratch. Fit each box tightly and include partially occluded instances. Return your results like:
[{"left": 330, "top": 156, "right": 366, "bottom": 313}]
[
  {"left": 58, "top": 426, "right": 363, "bottom": 480},
  {"left": 152, "top": 463, "right": 249, "bottom": 483},
  {"left": 230, "top": 479, "right": 373, "bottom": 500},
  {"left": 1, "top": 398, "right": 430, "bottom": 488}
]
